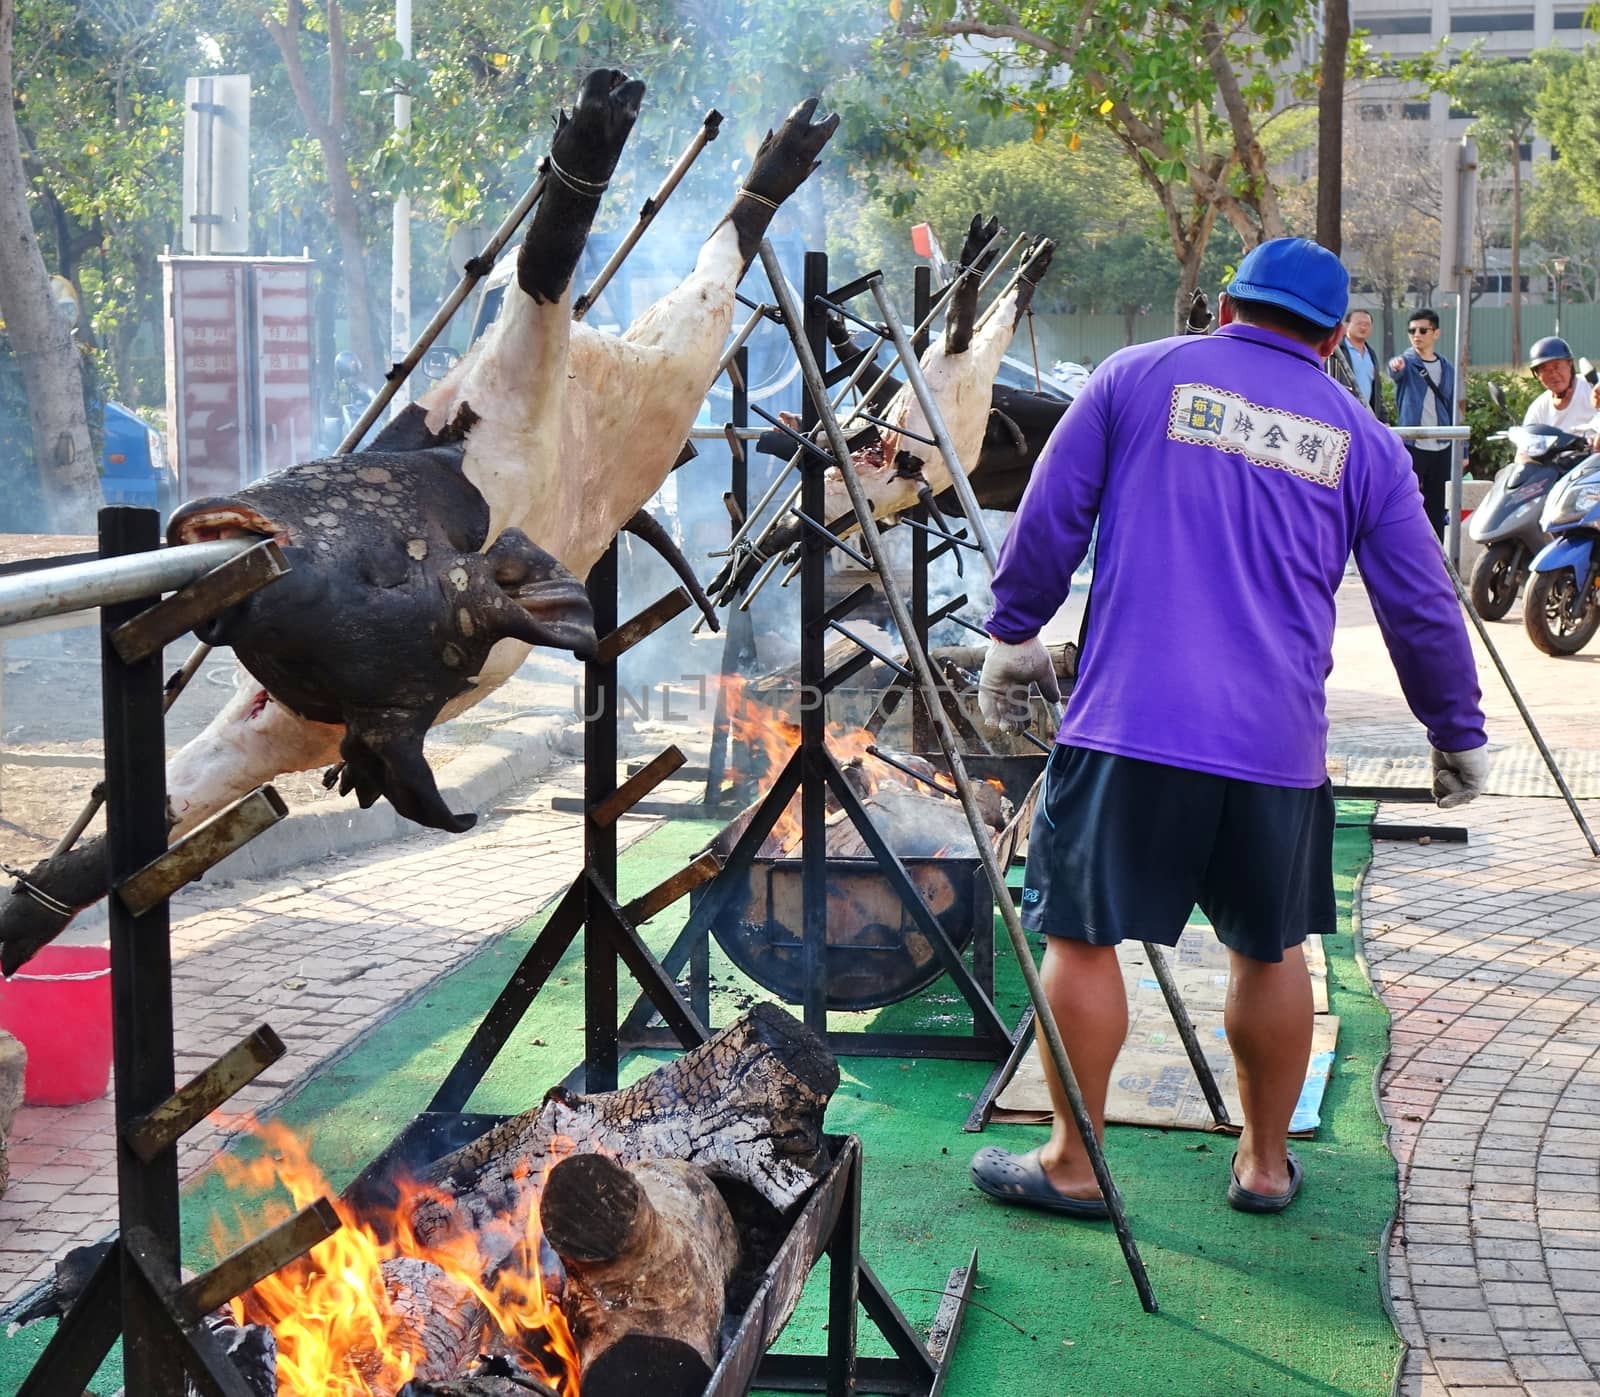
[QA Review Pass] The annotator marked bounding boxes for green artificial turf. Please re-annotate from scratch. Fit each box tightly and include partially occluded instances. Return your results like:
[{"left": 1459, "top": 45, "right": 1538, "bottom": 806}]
[{"left": 0, "top": 805, "right": 1399, "bottom": 1396}]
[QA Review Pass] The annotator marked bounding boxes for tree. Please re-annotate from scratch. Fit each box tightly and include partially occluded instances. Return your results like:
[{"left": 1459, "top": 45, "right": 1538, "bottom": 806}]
[
  {"left": 897, "top": 0, "right": 1319, "bottom": 328},
  {"left": 1317, "top": 0, "right": 1349, "bottom": 251},
  {"left": 1450, "top": 49, "right": 1573, "bottom": 367},
  {"left": 0, "top": 0, "right": 99, "bottom": 529},
  {"left": 1524, "top": 167, "right": 1600, "bottom": 307},
  {"left": 1335, "top": 116, "right": 1438, "bottom": 363}
]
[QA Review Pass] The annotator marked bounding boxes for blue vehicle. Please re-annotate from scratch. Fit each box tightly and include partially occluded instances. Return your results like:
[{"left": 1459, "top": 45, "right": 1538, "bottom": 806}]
[
  {"left": 99, "top": 402, "right": 176, "bottom": 517},
  {"left": 1524, "top": 450, "right": 1600, "bottom": 654}
]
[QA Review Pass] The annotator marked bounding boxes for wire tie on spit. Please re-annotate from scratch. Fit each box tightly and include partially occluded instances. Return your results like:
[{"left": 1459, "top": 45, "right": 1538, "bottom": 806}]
[
  {"left": 739, "top": 187, "right": 781, "bottom": 212},
  {"left": 1, "top": 864, "right": 74, "bottom": 918},
  {"left": 545, "top": 153, "right": 610, "bottom": 198}
]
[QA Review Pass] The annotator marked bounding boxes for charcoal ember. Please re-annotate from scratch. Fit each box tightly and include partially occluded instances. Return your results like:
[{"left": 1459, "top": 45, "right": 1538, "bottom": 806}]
[
  {"left": 197, "top": 1312, "right": 278, "bottom": 1397},
  {"left": 2, "top": 1240, "right": 114, "bottom": 1330},
  {"left": 349, "top": 1256, "right": 488, "bottom": 1388}
]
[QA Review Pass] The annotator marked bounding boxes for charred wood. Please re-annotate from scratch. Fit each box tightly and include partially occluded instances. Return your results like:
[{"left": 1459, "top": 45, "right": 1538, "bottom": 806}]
[
  {"left": 402, "top": 1005, "right": 836, "bottom": 1257},
  {"left": 543, "top": 1154, "right": 738, "bottom": 1397}
]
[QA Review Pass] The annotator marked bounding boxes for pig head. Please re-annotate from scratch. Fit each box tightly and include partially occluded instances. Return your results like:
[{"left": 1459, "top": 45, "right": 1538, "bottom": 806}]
[{"left": 168, "top": 435, "right": 595, "bottom": 833}]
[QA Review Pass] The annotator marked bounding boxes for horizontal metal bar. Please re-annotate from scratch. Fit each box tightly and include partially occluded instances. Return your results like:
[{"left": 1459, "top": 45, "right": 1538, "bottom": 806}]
[
  {"left": 551, "top": 795, "right": 744, "bottom": 819},
  {"left": 116, "top": 786, "right": 288, "bottom": 916},
  {"left": 173, "top": 1197, "right": 341, "bottom": 1323},
  {"left": 928, "top": 593, "right": 970, "bottom": 627},
  {"left": 110, "top": 540, "right": 287, "bottom": 664},
  {"left": 595, "top": 588, "right": 691, "bottom": 664},
  {"left": 688, "top": 426, "right": 767, "bottom": 440},
  {"left": 123, "top": 1026, "right": 286, "bottom": 1162},
  {"left": 1370, "top": 822, "right": 1468, "bottom": 843},
  {"left": 809, "top": 582, "right": 879, "bottom": 635},
  {"left": 0, "top": 549, "right": 98, "bottom": 579},
  {"left": 621, "top": 851, "right": 722, "bottom": 925},
  {"left": 0, "top": 538, "right": 257, "bottom": 629},
  {"left": 1330, "top": 784, "right": 1435, "bottom": 803},
  {"left": 819, "top": 645, "right": 879, "bottom": 696},
  {"left": 1019, "top": 729, "right": 1054, "bottom": 754},
  {"left": 898, "top": 514, "right": 979, "bottom": 550},
  {"left": 1390, "top": 425, "right": 1470, "bottom": 441},
  {"left": 589, "top": 746, "right": 688, "bottom": 828},
  {"left": 811, "top": 294, "right": 886, "bottom": 340},
  {"left": 946, "top": 612, "right": 989, "bottom": 640}
]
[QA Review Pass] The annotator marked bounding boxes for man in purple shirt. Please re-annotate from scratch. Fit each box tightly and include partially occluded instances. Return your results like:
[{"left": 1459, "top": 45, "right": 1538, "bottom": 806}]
[{"left": 968, "top": 238, "right": 1488, "bottom": 1217}]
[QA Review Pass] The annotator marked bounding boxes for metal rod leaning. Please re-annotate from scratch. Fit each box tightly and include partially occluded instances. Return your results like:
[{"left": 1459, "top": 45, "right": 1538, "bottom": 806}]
[
  {"left": 575, "top": 109, "right": 722, "bottom": 319},
  {"left": 1443, "top": 553, "right": 1600, "bottom": 856},
  {"left": 341, "top": 170, "right": 550, "bottom": 451},
  {"left": 758, "top": 240, "right": 1159, "bottom": 1312}
]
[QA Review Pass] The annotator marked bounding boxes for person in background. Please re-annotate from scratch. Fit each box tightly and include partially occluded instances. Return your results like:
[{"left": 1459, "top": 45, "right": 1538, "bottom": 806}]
[
  {"left": 969, "top": 239, "right": 1486, "bottom": 1221},
  {"left": 1330, "top": 309, "right": 1387, "bottom": 422},
  {"left": 1522, "top": 336, "right": 1600, "bottom": 441},
  {"left": 1389, "top": 308, "right": 1454, "bottom": 540}
]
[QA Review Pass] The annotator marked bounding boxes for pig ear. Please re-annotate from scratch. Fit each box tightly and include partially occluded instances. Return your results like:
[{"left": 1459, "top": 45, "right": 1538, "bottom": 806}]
[{"left": 339, "top": 708, "right": 476, "bottom": 833}]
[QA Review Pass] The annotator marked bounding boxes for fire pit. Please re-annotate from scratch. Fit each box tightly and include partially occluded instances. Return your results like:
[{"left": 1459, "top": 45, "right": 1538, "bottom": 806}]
[
  {"left": 696, "top": 848, "right": 991, "bottom": 1010},
  {"left": 206, "top": 1006, "right": 971, "bottom": 1397}
]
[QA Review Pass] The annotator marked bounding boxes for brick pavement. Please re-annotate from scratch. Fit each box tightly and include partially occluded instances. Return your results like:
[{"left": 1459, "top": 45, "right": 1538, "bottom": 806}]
[
  {"left": 1333, "top": 574, "right": 1600, "bottom": 1396},
  {"left": 0, "top": 768, "right": 657, "bottom": 1308}
]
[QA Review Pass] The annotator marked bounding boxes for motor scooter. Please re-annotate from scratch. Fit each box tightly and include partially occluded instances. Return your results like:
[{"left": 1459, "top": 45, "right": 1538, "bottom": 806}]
[
  {"left": 1524, "top": 449, "right": 1600, "bottom": 655},
  {"left": 1467, "top": 373, "right": 1599, "bottom": 619},
  {"left": 1468, "top": 421, "right": 1593, "bottom": 619}
]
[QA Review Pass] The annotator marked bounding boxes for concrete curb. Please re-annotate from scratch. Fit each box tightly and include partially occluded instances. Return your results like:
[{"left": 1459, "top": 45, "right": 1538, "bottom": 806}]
[{"left": 208, "top": 713, "right": 572, "bottom": 883}]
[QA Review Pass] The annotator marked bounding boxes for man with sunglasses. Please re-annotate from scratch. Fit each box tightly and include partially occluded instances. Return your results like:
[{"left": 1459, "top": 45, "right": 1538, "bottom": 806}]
[{"left": 1388, "top": 309, "right": 1454, "bottom": 539}]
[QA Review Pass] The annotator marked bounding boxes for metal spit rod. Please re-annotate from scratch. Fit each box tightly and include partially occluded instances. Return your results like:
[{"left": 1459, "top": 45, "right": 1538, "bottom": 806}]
[
  {"left": 575, "top": 109, "right": 723, "bottom": 320},
  {"left": 708, "top": 228, "right": 1010, "bottom": 594},
  {"left": 758, "top": 240, "right": 1158, "bottom": 1312},
  {"left": 1442, "top": 553, "right": 1600, "bottom": 856}
]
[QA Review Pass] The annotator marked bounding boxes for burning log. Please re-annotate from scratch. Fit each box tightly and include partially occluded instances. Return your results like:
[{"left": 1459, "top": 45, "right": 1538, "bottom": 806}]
[
  {"left": 355, "top": 1257, "right": 489, "bottom": 1388},
  {"left": 542, "top": 1154, "right": 739, "bottom": 1397},
  {"left": 406, "top": 1005, "right": 836, "bottom": 1256}
]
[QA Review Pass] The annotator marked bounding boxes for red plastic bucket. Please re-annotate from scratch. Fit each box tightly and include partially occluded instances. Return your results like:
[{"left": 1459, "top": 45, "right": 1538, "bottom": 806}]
[{"left": 0, "top": 944, "right": 112, "bottom": 1105}]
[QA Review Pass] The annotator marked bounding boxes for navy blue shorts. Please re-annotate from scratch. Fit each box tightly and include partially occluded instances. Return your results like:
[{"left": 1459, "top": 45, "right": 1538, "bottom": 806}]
[{"left": 1019, "top": 745, "right": 1336, "bottom": 964}]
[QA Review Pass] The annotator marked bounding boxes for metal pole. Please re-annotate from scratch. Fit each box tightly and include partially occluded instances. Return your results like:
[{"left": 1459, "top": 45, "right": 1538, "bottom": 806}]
[
  {"left": 759, "top": 241, "right": 1158, "bottom": 1313},
  {"left": 0, "top": 539, "right": 254, "bottom": 630},
  {"left": 389, "top": 0, "right": 413, "bottom": 413},
  {"left": 574, "top": 111, "right": 722, "bottom": 321},
  {"left": 1443, "top": 554, "right": 1600, "bottom": 857},
  {"left": 1447, "top": 137, "right": 1478, "bottom": 574},
  {"left": 100, "top": 508, "right": 184, "bottom": 1394},
  {"left": 339, "top": 171, "right": 550, "bottom": 452}
]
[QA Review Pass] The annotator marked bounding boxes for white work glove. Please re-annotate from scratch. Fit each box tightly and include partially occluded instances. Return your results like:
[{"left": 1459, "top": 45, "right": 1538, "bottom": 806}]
[
  {"left": 1431, "top": 746, "right": 1490, "bottom": 809},
  {"left": 978, "top": 636, "right": 1061, "bottom": 734}
]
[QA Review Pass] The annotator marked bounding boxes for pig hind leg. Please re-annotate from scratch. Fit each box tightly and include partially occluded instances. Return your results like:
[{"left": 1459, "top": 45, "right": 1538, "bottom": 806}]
[
  {"left": 520, "top": 69, "right": 647, "bottom": 305},
  {"left": 723, "top": 98, "right": 839, "bottom": 269},
  {"left": 943, "top": 214, "right": 1002, "bottom": 356}
]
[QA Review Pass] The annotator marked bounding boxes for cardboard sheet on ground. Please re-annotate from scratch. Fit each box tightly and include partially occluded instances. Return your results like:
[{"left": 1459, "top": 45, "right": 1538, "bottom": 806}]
[{"left": 992, "top": 928, "right": 1339, "bottom": 1134}]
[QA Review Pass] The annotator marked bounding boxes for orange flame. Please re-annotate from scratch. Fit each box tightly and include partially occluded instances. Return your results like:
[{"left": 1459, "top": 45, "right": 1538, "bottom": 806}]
[
  {"left": 210, "top": 1119, "right": 582, "bottom": 1396},
  {"left": 720, "top": 675, "right": 940, "bottom": 852}
]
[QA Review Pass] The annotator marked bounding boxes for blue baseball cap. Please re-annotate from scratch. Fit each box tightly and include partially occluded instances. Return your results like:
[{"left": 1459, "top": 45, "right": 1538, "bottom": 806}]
[{"left": 1226, "top": 237, "right": 1349, "bottom": 330}]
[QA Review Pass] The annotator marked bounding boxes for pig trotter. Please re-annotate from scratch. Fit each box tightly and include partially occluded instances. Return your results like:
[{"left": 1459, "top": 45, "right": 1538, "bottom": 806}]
[
  {"left": 339, "top": 707, "right": 474, "bottom": 833},
  {"left": 621, "top": 509, "right": 719, "bottom": 632},
  {"left": 1012, "top": 237, "right": 1056, "bottom": 324},
  {"left": 522, "top": 69, "right": 647, "bottom": 305},
  {"left": 726, "top": 96, "right": 839, "bottom": 267},
  {"left": 0, "top": 839, "right": 112, "bottom": 975},
  {"left": 944, "top": 214, "right": 1002, "bottom": 356}
]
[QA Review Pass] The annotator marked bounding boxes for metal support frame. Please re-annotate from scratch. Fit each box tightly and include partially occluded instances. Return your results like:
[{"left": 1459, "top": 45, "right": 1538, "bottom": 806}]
[{"left": 18, "top": 509, "right": 337, "bottom": 1397}]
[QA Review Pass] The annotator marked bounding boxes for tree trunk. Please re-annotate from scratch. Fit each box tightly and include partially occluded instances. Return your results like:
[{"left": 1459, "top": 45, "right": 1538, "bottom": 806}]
[
  {"left": 1173, "top": 245, "right": 1205, "bottom": 335},
  {"left": 1509, "top": 136, "right": 1523, "bottom": 362},
  {"left": 1317, "top": 0, "right": 1350, "bottom": 253},
  {"left": 542, "top": 1154, "right": 739, "bottom": 1397},
  {"left": 262, "top": 0, "right": 383, "bottom": 388},
  {"left": 1380, "top": 285, "right": 1395, "bottom": 366},
  {"left": 0, "top": 0, "right": 99, "bottom": 531}
]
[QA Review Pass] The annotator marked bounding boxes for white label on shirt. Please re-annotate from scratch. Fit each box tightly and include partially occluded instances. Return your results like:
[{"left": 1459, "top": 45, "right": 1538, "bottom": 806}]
[{"left": 1167, "top": 383, "right": 1351, "bottom": 489}]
